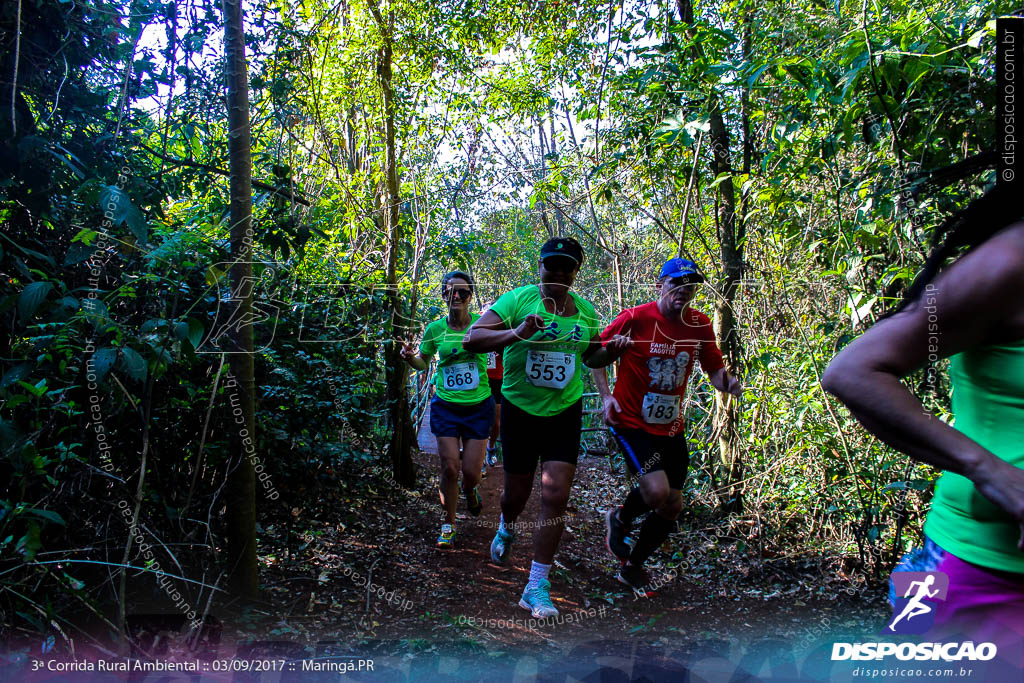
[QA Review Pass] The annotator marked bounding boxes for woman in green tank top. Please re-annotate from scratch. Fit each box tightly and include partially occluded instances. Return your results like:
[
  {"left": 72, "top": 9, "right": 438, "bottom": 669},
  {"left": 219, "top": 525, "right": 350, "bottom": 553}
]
[
  {"left": 401, "top": 271, "right": 493, "bottom": 549},
  {"left": 464, "top": 236, "right": 606, "bottom": 619},
  {"left": 823, "top": 182, "right": 1024, "bottom": 652}
]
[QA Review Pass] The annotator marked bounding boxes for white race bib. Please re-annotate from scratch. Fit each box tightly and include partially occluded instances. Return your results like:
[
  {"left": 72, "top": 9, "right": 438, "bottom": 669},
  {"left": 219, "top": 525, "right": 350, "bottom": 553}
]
[
  {"left": 487, "top": 352, "right": 498, "bottom": 370},
  {"left": 642, "top": 393, "right": 681, "bottom": 424},
  {"left": 525, "top": 350, "right": 575, "bottom": 389},
  {"left": 441, "top": 362, "right": 480, "bottom": 391}
]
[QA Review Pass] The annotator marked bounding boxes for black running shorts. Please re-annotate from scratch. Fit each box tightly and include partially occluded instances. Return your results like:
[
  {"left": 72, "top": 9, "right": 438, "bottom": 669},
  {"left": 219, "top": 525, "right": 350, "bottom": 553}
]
[
  {"left": 500, "top": 398, "right": 583, "bottom": 474},
  {"left": 609, "top": 426, "right": 689, "bottom": 490}
]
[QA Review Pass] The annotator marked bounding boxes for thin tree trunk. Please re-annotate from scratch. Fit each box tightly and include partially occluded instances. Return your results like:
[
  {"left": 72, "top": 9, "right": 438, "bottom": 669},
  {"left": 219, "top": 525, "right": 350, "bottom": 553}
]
[
  {"left": 222, "top": 0, "right": 258, "bottom": 597},
  {"left": 676, "top": 0, "right": 745, "bottom": 513},
  {"left": 536, "top": 116, "right": 553, "bottom": 234},
  {"left": 369, "top": 1, "right": 415, "bottom": 487},
  {"left": 548, "top": 103, "right": 566, "bottom": 234}
]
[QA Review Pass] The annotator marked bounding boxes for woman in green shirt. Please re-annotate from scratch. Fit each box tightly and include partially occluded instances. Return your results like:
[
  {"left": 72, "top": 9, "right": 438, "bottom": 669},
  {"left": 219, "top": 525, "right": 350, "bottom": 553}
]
[
  {"left": 464, "top": 236, "right": 615, "bottom": 618},
  {"left": 401, "top": 271, "right": 493, "bottom": 549},
  {"left": 823, "top": 182, "right": 1024, "bottom": 651}
]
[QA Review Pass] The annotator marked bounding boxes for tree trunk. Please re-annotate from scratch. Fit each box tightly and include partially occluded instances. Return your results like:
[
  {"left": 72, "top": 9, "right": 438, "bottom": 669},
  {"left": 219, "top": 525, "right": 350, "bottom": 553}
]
[
  {"left": 370, "top": 2, "right": 415, "bottom": 487},
  {"left": 222, "top": 0, "right": 258, "bottom": 597},
  {"left": 676, "top": 0, "right": 745, "bottom": 513},
  {"left": 548, "top": 103, "right": 567, "bottom": 234}
]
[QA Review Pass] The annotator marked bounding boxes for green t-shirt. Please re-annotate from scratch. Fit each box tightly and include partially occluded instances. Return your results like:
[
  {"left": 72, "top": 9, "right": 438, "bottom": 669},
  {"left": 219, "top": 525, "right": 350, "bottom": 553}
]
[
  {"left": 924, "top": 339, "right": 1024, "bottom": 572},
  {"left": 489, "top": 285, "right": 599, "bottom": 417},
  {"left": 419, "top": 313, "right": 491, "bottom": 404}
]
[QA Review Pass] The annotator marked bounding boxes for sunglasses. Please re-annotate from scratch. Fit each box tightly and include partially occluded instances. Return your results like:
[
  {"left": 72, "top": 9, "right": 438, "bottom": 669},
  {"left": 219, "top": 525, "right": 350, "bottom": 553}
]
[
  {"left": 447, "top": 288, "right": 472, "bottom": 301},
  {"left": 664, "top": 278, "right": 700, "bottom": 291},
  {"left": 542, "top": 256, "right": 577, "bottom": 273}
]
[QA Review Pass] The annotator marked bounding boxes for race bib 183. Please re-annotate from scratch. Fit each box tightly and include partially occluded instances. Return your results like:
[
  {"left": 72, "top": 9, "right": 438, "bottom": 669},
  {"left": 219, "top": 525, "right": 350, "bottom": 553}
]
[
  {"left": 642, "top": 393, "right": 681, "bottom": 424},
  {"left": 525, "top": 350, "right": 575, "bottom": 389}
]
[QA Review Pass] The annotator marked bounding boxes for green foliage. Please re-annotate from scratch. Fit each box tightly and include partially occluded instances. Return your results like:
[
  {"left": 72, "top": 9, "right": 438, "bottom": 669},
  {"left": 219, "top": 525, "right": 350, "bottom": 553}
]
[{"left": 0, "top": 0, "right": 1008, "bottom": 642}]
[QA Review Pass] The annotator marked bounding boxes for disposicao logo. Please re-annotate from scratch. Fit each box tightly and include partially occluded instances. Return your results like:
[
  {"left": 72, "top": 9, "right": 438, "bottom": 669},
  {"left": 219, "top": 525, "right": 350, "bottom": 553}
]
[
  {"left": 831, "top": 642, "right": 996, "bottom": 662},
  {"left": 830, "top": 570, "right": 997, "bottom": 662},
  {"left": 887, "top": 571, "right": 948, "bottom": 634}
]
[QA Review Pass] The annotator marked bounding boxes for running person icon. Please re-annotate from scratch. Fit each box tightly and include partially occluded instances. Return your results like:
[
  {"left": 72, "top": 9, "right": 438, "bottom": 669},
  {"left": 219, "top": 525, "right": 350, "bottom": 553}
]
[
  {"left": 888, "top": 575, "right": 940, "bottom": 632},
  {"left": 401, "top": 271, "right": 493, "bottom": 549},
  {"left": 586, "top": 258, "right": 742, "bottom": 593},
  {"left": 464, "top": 237, "right": 603, "bottom": 617},
  {"left": 823, "top": 182, "right": 1024, "bottom": 651}
]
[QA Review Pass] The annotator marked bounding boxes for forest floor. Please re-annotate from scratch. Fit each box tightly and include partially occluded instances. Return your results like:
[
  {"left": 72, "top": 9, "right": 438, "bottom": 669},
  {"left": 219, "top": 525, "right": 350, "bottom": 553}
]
[
  {"left": 13, "top": 418, "right": 898, "bottom": 679},
  {"left": 229, "top": 413, "right": 891, "bottom": 672}
]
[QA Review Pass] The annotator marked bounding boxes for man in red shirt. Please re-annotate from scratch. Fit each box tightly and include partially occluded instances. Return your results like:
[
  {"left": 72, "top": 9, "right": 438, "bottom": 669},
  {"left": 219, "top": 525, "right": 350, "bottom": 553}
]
[{"left": 586, "top": 257, "right": 743, "bottom": 591}]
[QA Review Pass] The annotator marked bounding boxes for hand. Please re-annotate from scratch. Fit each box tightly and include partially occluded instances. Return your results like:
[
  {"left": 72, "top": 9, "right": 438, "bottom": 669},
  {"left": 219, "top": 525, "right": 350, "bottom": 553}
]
[
  {"left": 604, "top": 334, "right": 633, "bottom": 360},
  {"left": 399, "top": 342, "right": 416, "bottom": 361},
  {"left": 724, "top": 373, "right": 743, "bottom": 397},
  {"left": 970, "top": 457, "right": 1024, "bottom": 551},
  {"left": 602, "top": 394, "right": 622, "bottom": 426},
  {"left": 514, "top": 314, "right": 546, "bottom": 340}
]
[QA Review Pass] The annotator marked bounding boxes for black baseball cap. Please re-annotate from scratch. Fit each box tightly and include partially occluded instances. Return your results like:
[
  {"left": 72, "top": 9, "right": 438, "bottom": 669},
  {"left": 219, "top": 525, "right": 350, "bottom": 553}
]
[{"left": 539, "top": 236, "right": 584, "bottom": 267}]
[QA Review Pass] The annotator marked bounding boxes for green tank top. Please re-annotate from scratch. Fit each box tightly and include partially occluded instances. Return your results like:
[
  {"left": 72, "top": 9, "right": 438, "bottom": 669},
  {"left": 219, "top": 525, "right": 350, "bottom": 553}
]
[
  {"left": 924, "top": 338, "right": 1024, "bottom": 572},
  {"left": 419, "top": 313, "right": 491, "bottom": 404}
]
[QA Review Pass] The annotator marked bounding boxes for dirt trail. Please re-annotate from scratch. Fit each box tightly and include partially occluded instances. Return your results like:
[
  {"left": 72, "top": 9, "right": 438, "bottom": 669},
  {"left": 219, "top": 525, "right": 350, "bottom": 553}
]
[{"left": 242, "top": 407, "right": 888, "bottom": 666}]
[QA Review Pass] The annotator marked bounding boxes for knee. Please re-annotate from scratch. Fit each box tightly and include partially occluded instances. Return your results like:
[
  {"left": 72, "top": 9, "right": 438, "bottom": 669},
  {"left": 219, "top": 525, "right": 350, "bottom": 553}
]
[
  {"left": 641, "top": 485, "right": 670, "bottom": 509},
  {"left": 440, "top": 459, "right": 459, "bottom": 479},
  {"left": 541, "top": 485, "right": 570, "bottom": 512}
]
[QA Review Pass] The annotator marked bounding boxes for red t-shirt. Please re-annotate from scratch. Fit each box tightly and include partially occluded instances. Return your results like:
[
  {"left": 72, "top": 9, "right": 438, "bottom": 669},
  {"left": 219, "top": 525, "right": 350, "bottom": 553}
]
[
  {"left": 485, "top": 350, "right": 503, "bottom": 380},
  {"left": 600, "top": 302, "right": 725, "bottom": 435}
]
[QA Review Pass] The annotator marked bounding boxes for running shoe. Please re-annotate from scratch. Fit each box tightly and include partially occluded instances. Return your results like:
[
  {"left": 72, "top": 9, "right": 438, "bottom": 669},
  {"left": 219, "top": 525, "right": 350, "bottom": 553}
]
[
  {"left": 466, "top": 487, "right": 482, "bottom": 517},
  {"left": 486, "top": 446, "right": 499, "bottom": 466},
  {"left": 437, "top": 524, "right": 456, "bottom": 548},
  {"left": 481, "top": 460, "right": 487, "bottom": 478},
  {"left": 490, "top": 526, "right": 516, "bottom": 564},
  {"left": 604, "top": 507, "right": 632, "bottom": 560},
  {"left": 616, "top": 562, "right": 654, "bottom": 596},
  {"left": 519, "top": 579, "right": 559, "bottom": 618}
]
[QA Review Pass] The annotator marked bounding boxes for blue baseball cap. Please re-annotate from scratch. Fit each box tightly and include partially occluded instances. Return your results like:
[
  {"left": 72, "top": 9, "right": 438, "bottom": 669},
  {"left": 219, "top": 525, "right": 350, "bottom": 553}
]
[{"left": 658, "top": 257, "right": 706, "bottom": 283}]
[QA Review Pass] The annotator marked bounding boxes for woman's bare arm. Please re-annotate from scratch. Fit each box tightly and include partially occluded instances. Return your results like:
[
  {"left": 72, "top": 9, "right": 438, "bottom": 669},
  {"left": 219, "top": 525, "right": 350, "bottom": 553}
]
[{"left": 821, "top": 224, "right": 1024, "bottom": 546}]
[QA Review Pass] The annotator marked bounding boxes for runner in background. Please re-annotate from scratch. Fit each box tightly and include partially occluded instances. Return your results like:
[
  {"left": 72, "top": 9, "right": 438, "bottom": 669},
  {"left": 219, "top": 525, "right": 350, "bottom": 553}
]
[
  {"left": 822, "top": 183, "right": 1024, "bottom": 653},
  {"left": 485, "top": 347, "right": 503, "bottom": 468},
  {"left": 401, "top": 271, "right": 493, "bottom": 549},
  {"left": 587, "top": 258, "right": 742, "bottom": 592},
  {"left": 481, "top": 296, "right": 505, "bottom": 475},
  {"left": 464, "top": 237, "right": 623, "bottom": 617}
]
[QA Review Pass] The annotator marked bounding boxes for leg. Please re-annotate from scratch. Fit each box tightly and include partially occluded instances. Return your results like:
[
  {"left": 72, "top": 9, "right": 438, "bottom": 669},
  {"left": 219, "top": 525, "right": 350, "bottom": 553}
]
[
  {"left": 618, "top": 487, "right": 651, "bottom": 525},
  {"left": 436, "top": 437, "right": 461, "bottom": 524},
  {"left": 609, "top": 427, "right": 656, "bottom": 526},
  {"left": 501, "top": 471, "right": 534, "bottom": 527},
  {"left": 519, "top": 460, "right": 575, "bottom": 618},
  {"left": 491, "top": 399, "right": 538, "bottom": 565},
  {"left": 606, "top": 428, "right": 656, "bottom": 559},
  {"left": 497, "top": 399, "right": 538, "bottom": 528},
  {"left": 532, "top": 399, "right": 582, "bottom": 564},
  {"left": 489, "top": 403, "right": 501, "bottom": 449},
  {"left": 636, "top": 470, "right": 672, "bottom": 510},
  {"left": 460, "top": 438, "right": 488, "bottom": 493},
  {"left": 486, "top": 390, "right": 502, "bottom": 466},
  {"left": 627, "top": 478, "right": 681, "bottom": 567},
  {"left": 533, "top": 461, "right": 577, "bottom": 564}
]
